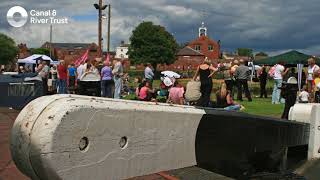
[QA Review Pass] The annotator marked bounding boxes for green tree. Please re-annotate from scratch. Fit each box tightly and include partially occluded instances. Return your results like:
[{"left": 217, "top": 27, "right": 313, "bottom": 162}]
[
  {"left": 255, "top": 52, "right": 268, "bottom": 57},
  {"left": 127, "top": 21, "right": 178, "bottom": 70},
  {"left": 237, "top": 48, "right": 253, "bottom": 57},
  {"left": 0, "top": 33, "right": 18, "bottom": 65},
  {"left": 30, "top": 48, "right": 50, "bottom": 56}
]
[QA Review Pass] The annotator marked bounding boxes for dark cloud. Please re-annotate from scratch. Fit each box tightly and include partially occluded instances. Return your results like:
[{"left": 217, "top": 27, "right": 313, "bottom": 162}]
[{"left": 0, "top": 0, "right": 320, "bottom": 54}]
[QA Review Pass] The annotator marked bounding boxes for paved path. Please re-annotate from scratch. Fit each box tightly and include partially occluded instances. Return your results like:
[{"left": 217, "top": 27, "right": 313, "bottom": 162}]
[{"left": 0, "top": 108, "right": 29, "bottom": 180}]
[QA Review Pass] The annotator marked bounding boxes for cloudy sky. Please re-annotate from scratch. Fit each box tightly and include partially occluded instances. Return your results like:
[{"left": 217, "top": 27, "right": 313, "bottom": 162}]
[{"left": 0, "top": 0, "right": 320, "bottom": 55}]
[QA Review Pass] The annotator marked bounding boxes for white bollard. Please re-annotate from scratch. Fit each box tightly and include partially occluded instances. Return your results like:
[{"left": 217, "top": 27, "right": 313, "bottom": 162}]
[
  {"left": 289, "top": 103, "right": 320, "bottom": 160},
  {"left": 10, "top": 95, "right": 205, "bottom": 180},
  {"left": 288, "top": 103, "right": 314, "bottom": 123},
  {"left": 308, "top": 104, "right": 320, "bottom": 159}
]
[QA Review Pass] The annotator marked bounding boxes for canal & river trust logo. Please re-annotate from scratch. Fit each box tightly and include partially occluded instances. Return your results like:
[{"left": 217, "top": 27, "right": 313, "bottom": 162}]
[{"left": 7, "top": 6, "right": 28, "bottom": 27}]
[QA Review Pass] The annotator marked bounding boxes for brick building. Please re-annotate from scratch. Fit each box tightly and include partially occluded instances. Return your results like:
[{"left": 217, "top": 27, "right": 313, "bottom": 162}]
[
  {"left": 170, "top": 22, "right": 221, "bottom": 70},
  {"left": 41, "top": 42, "right": 100, "bottom": 64},
  {"left": 158, "top": 46, "right": 205, "bottom": 71}
]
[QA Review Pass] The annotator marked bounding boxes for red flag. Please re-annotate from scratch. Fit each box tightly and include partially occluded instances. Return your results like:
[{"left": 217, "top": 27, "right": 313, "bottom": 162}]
[
  {"left": 75, "top": 49, "right": 89, "bottom": 67},
  {"left": 104, "top": 53, "right": 110, "bottom": 65}
]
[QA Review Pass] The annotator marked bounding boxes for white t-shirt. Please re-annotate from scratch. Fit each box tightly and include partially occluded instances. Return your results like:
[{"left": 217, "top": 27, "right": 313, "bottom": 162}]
[
  {"left": 274, "top": 64, "right": 285, "bottom": 80},
  {"left": 307, "top": 65, "right": 319, "bottom": 80},
  {"left": 299, "top": 91, "right": 309, "bottom": 102},
  {"left": 77, "top": 64, "right": 85, "bottom": 80}
]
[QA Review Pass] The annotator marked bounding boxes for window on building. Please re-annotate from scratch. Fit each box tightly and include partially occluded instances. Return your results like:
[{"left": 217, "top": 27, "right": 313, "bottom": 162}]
[
  {"left": 69, "top": 51, "right": 74, "bottom": 55},
  {"left": 121, "top": 49, "right": 123, "bottom": 52},
  {"left": 208, "top": 45, "right": 213, "bottom": 51},
  {"left": 195, "top": 45, "right": 201, "bottom": 51},
  {"left": 120, "top": 54, "right": 124, "bottom": 58}
]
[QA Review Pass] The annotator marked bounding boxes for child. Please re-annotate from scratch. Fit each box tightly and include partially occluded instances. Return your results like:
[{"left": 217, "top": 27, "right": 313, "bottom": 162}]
[
  {"left": 135, "top": 77, "right": 144, "bottom": 97},
  {"left": 167, "top": 81, "right": 185, "bottom": 105},
  {"left": 298, "top": 86, "right": 309, "bottom": 103},
  {"left": 139, "top": 81, "right": 155, "bottom": 101}
]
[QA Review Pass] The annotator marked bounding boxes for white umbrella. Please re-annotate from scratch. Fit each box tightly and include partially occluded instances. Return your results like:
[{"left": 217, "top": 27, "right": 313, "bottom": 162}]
[{"left": 161, "top": 71, "right": 181, "bottom": 78}]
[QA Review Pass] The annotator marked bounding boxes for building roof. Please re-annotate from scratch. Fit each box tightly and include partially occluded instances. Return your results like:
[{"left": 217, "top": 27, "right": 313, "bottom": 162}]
[
  {"left": 43, "top": 42, "right": 97, "bottom": 49},
  {"left": 255, "top": 50, "right": 316, "bottom": 66},
  {"left": 177, "top": 46, "right": 204, "bottom": 56}
]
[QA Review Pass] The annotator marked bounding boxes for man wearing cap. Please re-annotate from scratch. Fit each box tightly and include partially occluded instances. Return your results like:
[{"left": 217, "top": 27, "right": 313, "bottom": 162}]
[
  {"left": 234, "top": 59, "right": 252, "bottom": 102},
  {"left": 112, "top": 58, "right": 124, "bottom": 99}
]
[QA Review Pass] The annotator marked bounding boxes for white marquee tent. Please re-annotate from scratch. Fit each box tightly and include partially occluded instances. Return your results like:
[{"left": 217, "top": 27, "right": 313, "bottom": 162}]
[{"left": 18, "top": 54, "right": 59, "bottom": 65}]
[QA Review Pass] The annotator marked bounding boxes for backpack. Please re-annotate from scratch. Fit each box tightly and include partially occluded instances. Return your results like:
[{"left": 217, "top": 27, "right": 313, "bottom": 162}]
[
  {"left": 268, "top": 65, "right": 277, "bottom": 78},
  {"left": 185, "top": 80, "right": 201, "bottom": 102}
]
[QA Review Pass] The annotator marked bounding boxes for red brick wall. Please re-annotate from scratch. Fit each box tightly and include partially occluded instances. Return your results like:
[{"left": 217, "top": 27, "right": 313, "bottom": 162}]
[
  {"left": 157, "top": 55, "right": 205, "bottom": 71},
  {"left": 188, "top": 36, "right": 220, "bottom": 60},
  {"left": 51, "top": 45, "right": 99, "bottom": 65}
]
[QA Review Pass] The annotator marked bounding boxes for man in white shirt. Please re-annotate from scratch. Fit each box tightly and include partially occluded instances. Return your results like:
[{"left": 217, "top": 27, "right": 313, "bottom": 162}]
[
  {"left": 272, "top": 62, "right": 288, "bottom": 104},
  {"left": 77, "top": 61, "right": 86, "bottom": 81},
  {"left": 144, "top": 63, "right": 154, "bottom": 85}
]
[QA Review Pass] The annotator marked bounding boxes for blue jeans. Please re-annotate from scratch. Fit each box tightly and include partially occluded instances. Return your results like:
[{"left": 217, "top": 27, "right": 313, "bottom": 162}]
[
  {"left": 272, "top": 79, "right": 282, "bottom": 104},
  {"left": 224, "top": 104, "right": 241, "bottom": 111},
  {"left": 113, "top": 77, "right": 122, "bottom": 99},
  {"left": 101, "top": 80, "right": 113, "bottom": 98},
  {"left": 58, "top": 79, "right": 67, "bottom": 94}
]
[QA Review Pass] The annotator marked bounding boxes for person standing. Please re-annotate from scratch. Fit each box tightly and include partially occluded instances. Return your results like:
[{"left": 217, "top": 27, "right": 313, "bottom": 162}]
[
  {"left": 68, "top": 63, "right": 77, "bottom": 94},
  {"left": 271, "top": 62, "right": 289, "bottom": 104},
  {"left": 57, "top": 60, "right": 68, "bottom": 94},
  {"left": 259, "top": 66, "right": 268, "bottom": 98},
  {"left": 306, "top": 57, "right": 319, "bottom": 93},
  {"left": 100, "top": 61, "right": 113, "bottom": 98},
  {"left": 193, "top": 58, "right": 218, "bottom": 107},
  {"left": 77, "top": 61, "right": 86, "bottom": 81},
  {"left": 144, "top": 63, "right": 154, "bottom": 85},
  {"left": 37, "top": 61, "right": 50, "bottom": 95},
  {"left": 235, "top": 59, "right": 252, "bottom": 102},
  {"left": 50, "top": 66, "right": 58, "bottom": 92},
  {"left": 223, "top": 62, "right": 234, "bottom": 96},
  {"left": 112, "top": 59, "right": 124, "bottom": 99}
]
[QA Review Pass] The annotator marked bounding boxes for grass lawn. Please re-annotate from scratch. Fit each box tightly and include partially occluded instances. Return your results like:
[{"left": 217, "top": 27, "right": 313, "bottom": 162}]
[
  {"left": 128, "top": 78, "right": 283, "bottom": 118},
  {"left": 240, "top": 98, "right": 284, "bottom": 118}
]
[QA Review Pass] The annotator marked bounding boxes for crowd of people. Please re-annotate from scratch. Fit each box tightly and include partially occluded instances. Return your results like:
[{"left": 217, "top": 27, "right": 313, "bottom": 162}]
[{"left": 6, "top": 56, "right": 320, "bottom": 114}]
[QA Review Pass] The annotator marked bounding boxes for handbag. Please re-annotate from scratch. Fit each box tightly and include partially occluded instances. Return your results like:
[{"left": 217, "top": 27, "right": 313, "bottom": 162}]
[{"left": 185, "top": 80, "right": 202, "bottom": 102}]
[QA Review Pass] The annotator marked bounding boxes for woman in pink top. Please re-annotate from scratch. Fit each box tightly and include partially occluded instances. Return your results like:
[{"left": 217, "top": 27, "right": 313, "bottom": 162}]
[
  {"left": 139, "top": 81, "right": 154, "bottom": 101},
  {"left": 167, "top": 81, "right": 185, "bottom": 105}
]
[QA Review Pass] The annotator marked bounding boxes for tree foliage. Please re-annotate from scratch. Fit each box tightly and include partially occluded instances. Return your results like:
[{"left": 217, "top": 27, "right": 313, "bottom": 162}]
[
  {"left": 30, "top": 48, "right": 50, "bottom": 56},
  {"left": 0, "top": 33, "right": 18, "bottom": 65},
  {"left": 255, "top": 52, "right": 268, "bottom": 57},
  {"left": 127, "top": 22, "right": 178, "bottom": 69},
  {"left": 237, "top": 48, "right": 253, "bottom": 57}
]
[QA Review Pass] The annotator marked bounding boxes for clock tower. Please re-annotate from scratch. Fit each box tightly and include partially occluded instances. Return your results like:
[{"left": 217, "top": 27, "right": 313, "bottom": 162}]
[{"left": 199, "top": 22, "right": 207, "bottom": 37}]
